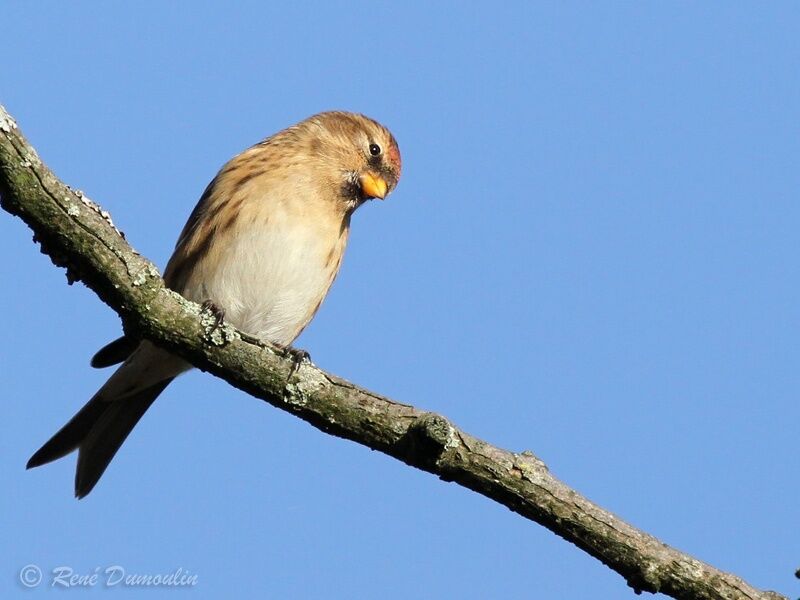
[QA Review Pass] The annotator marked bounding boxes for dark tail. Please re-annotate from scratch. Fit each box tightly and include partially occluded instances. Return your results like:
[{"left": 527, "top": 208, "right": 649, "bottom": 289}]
[
  {"left": 90, "top": 335, "right": 138, "bottom": 368},
  {"left": 27, "top": 378, "right": 174, "bottom": 498}
]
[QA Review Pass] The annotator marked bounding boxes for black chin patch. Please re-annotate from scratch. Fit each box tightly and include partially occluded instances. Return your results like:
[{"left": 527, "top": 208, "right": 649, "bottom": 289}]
[{"left": 341, "top": 172, "right": 367, "bottom": 203}]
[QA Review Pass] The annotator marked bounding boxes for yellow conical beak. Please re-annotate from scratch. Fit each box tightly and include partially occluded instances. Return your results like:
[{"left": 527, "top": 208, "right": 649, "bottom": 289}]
[{"left": 359, "top": 172, "right": 388, "bottom": 200}]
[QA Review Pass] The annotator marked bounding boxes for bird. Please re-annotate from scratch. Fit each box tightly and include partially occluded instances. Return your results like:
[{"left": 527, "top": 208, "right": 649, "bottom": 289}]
[{"left": 26, "top": 111, "right": 402, "bottom": 498}]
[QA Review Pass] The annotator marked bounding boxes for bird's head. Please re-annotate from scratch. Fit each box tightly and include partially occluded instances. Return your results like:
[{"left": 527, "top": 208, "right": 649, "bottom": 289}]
[{"left": 289, "top": 111, "right": 402, "bottom": 212}]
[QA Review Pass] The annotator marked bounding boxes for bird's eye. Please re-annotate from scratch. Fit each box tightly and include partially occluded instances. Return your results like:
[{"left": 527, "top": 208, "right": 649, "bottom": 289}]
[{"left": 369, "top": 143, "right": 381, "bottom": 156}]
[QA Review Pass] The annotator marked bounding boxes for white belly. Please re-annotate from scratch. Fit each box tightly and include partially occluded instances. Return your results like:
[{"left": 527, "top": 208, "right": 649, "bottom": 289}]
[{"left": 184, "top": 218, "right": 345, "bottom": 346}]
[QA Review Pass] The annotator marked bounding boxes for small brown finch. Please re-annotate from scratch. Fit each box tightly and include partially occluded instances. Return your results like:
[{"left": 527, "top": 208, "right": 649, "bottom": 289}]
[{"left": 27, "top": 112, "right": 402, "bottom": 497}]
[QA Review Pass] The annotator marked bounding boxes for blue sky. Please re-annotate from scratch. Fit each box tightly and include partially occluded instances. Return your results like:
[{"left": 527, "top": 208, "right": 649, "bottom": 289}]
[{"left": 2, "top": 2, "right": 799, "bottom": 598}]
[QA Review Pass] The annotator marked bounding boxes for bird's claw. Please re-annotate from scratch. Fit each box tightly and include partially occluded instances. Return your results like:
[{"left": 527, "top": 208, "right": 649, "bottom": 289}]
[
  {"left": 276, "top": 344, "right": 310, "bottom": 379},
  {"left": 283, "top": 346, "right": 310, "bottom": 363},
  {"left": 201, "top": 300, "right": 225, "bottom": 333}
]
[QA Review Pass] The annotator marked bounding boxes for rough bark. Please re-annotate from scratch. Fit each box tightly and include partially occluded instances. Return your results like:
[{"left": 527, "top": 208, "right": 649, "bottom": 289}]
[{"left": 0, "top": 105, "right": 786, "bottom": 600}]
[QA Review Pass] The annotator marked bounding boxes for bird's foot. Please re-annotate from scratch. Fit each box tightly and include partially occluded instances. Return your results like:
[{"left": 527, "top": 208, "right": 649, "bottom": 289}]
[
  {"left": 275, "top": 344, "right": 311, "bottom": 378},
  {"left": 200, "top": 300, "right": 226, "bottom": 333},
  {"left": 283, "top": 345, "right": 310, "bottom": 363}
]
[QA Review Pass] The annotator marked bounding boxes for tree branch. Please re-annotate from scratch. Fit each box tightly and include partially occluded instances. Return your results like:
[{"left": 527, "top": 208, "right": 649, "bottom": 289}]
[{"left": 0, "top": 104, "right": 785, "bottom": 600}]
